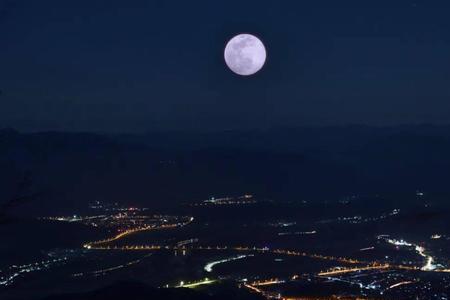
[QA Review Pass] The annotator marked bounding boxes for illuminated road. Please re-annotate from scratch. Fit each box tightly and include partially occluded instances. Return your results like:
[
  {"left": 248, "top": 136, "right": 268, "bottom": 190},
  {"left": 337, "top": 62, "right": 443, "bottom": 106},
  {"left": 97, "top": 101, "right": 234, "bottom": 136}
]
[
  {"left": 386, "top": 280, "right": 415, "bottom": 291},
  {"left": 83, "top": 217, "right": 194, "bottom": 249},
  {"left": 384, "top": 238, "right": 444, "bottom": 271},
  {"left": 204, "top": 254, "right": 253, "bottom": 272},
  {"left": 0, "top": 258, "right": 68, "bottom": 287},
  {"left": 318, "top": 264, "right": 391, "bottom": 276},
  {"left": 72, "top": 254, "right": 152, "bottom": 277},
  {"left": 251, "top": 279, "right": 285, "bottom": 287},
  {"left": 78, "top": 213, "right": 450, "bottom": 300},
  {"left": 175, "top": 278, "right": 217, "bottom": 288},
  {"left": 82, "top": 218, "right": 450, "bottom": 279},
  {"left": 20, "top": 200, "right": 450, "bottom": 300}
]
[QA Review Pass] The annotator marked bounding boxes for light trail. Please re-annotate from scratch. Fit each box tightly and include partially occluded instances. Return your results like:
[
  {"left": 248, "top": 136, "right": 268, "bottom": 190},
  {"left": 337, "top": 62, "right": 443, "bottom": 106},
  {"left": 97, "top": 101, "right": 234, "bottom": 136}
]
[
  {"left": 243, "top": 283, "right": 266, "bottom": 295},
  {"left": 85, "top": 245, "right": 162, "bottom": 250},
  {"left": 204, "top": 254, "right": 253, "bottom": 272},
  {"left": 243, "top": 280, "right": 286, "bottom": 299},
  {"left": 250, "top": 279, "right": 285, "bottom": 287},
  {"left": 386, "top": 280, "right": 414, "bottom": 291},
  {"left": 176, "top": 278, "right": 217, "bottom": 288},
  {"left": 278, "top": 230, "right": 316, "bottom": 236},
  {"left": 318, "top": 264, "right": 390, "bottom": 276},
  {"left": 359, "top": 246, "right": 375, "bottom": 251},
  {"left": 243, "top": 283, "right": 281, "bottom": 299},
  {"left": 271, "top": 248, "right": 363, "bottom": 264},
  {"left": 72, "top": 254, "right": 151, "bottom": 277}
]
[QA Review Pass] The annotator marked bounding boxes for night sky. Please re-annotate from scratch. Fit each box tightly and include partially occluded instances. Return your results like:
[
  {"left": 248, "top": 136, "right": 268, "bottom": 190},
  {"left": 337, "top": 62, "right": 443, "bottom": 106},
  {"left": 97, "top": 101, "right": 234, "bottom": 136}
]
[{"left": 1, "top": 0, "right": 450, "bottom": 132}]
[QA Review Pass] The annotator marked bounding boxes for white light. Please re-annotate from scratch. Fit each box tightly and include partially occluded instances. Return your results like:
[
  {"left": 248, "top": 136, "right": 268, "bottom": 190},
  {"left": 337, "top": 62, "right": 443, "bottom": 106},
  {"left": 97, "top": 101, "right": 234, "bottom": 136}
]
[{"left": 224, "top": 34, "right": 266, "bottom": 76}]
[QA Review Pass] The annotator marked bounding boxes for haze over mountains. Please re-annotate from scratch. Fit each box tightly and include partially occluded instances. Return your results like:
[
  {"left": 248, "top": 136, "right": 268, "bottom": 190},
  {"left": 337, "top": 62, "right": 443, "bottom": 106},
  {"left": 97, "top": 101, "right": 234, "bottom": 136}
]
[{"left": 2, "top": 125, "right": 450, "bottom": 215}]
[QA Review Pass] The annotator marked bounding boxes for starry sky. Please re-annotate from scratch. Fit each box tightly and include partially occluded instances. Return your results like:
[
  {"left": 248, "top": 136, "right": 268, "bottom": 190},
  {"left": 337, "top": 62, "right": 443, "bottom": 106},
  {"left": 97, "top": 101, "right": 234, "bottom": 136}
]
[{"left": 1, "top": 0, "right": 450, "bottom": 132}]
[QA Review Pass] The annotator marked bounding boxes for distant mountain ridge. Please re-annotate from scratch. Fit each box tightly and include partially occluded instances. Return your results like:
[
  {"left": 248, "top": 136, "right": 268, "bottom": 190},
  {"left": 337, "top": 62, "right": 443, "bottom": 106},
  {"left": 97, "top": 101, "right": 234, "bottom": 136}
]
[{"left": 2, "top": 125, "right": 450, "bottom": 214}]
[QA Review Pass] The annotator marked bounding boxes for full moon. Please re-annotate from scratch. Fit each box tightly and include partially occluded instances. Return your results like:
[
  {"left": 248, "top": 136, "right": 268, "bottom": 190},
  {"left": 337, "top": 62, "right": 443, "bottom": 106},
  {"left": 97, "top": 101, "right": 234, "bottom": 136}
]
[{"left": 224, "top": 34, "right": 266, "bottom": 76}]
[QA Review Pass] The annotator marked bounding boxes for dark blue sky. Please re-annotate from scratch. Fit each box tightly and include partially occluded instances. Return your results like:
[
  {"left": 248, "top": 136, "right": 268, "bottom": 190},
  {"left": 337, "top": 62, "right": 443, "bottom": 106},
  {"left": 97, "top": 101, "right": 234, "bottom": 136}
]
[{"left": 1, "top": 0, "right": 450, "bottom": 132}]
